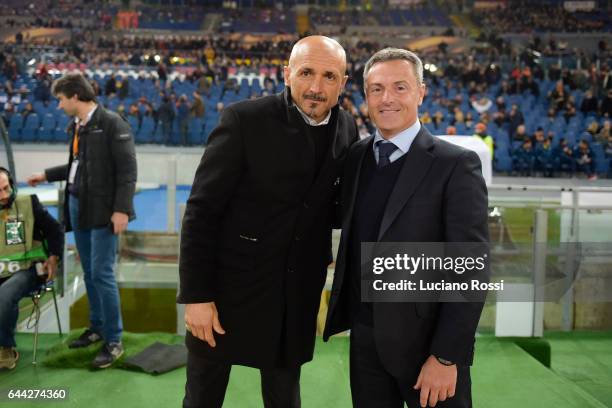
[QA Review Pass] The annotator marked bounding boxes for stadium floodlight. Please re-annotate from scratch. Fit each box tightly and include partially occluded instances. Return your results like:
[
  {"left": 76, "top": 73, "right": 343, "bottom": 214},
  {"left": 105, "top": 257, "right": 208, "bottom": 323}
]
[{"left": 424, "top": 63, "right": 438, "bottom": 73}]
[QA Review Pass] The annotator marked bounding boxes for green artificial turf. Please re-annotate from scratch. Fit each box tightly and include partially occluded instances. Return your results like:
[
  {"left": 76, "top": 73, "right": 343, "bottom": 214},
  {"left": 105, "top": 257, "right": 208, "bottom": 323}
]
[
  {"left": 1, "top": 333, "right": 608, "bottom": 408},
  {"left": 545, "top": 331, "right": 612, "bottom": 407},
  {"left": 41, "top": 329, "right": 184, "bottom": 370}
]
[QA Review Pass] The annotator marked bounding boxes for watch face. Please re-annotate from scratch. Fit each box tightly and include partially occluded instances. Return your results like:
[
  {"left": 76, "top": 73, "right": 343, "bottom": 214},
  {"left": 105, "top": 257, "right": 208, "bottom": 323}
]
[{"left": 437, "top": 356, "right": 454, "bottom": 366}]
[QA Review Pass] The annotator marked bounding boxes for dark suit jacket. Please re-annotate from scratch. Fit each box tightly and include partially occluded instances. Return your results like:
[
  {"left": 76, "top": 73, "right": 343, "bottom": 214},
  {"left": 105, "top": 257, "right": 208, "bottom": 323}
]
[
  {"left": 45, "top": 106, "right": 137, "bottom": 231},
  {"left": 324, "top": 126, "right": 489, "bottom": 381},
  {"left": 178, "top": 89, "right": 358, "bottom": 368}
]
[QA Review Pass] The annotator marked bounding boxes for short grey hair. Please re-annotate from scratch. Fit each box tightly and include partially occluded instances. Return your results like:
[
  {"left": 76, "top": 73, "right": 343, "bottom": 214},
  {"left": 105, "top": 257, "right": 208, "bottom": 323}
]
[{"left": 363, "top": 48, "right": 424, "bottom": 88}]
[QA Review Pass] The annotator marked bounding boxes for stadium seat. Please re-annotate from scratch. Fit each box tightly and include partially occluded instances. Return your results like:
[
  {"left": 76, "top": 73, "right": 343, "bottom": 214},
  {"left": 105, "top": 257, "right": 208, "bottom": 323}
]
[{"left": 21, "top": 114, "right": 41, "bottom": 142}]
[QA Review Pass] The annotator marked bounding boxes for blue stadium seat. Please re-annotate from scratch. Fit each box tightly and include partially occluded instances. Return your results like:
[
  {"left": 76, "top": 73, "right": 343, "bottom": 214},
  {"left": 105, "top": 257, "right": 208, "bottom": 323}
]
[
  {"left": 21, "top": 114, "right": 41, "bottom": 142},
  {"left": 39, "top": 113, "right": 56, "bottom": 142},
  {"left": 54, "top": 114, "right": 71, "bottom": 143},
  {"left": 590, "top": 143, "right": 609, "bottom": 174},
  {"left": 189, "top": 118, "right": 204, "bottom": 145},
  {"left": 8, "top": 116, "right": 23, "bottom": 142},
  {"left": 139, "top": 116, "right": 157, "bottom": 144}
]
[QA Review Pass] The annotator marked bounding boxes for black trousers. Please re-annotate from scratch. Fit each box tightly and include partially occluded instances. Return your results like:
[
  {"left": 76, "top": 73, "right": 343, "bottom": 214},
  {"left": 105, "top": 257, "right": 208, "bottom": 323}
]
[
  {"left": 350, "top": 322, "right": 472, "bottom": 408},
  {"left": 183, "top": 351, "right": 301, "bottom": 408}
]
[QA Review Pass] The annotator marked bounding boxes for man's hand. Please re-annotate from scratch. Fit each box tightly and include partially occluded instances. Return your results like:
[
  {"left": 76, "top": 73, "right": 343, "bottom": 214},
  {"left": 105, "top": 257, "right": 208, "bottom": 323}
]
[
  {"left": 44, "top": 255, "right": 59, "bottom": 282},
  {"left": 111, "top": 212, "right": 129, "bottom": 234},
  {"left": 185, "top": 302, "right": 225, "bottom": 347},
  {"left": 413, "top": 355, "right": 457, "bottom": 407},
  {"left": 27, "top": 172, "right": 47, "bottom": 187}
]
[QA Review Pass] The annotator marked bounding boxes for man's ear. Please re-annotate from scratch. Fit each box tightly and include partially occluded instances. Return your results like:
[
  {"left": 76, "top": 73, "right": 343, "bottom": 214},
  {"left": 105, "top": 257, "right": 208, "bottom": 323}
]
[
  {"left": 341, "top": 74, "right": 348, "bottom": 89},
  {"left": 283, "top": 66, "right": 291, "bottom": 87},
  {"left": 418, "top": 84, "right": 426, "bottom": 106}
]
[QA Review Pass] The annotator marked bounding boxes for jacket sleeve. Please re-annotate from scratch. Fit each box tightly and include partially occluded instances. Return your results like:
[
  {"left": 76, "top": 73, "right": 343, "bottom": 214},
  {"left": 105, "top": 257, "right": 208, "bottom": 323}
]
[
  {"left": 31, "top": 195, "right": 64, "bottom": 258},
  {"left": 109, "top": 116, "right": 137, "bottom": 216},
  {"left": 178, "top": 107, "right": 244, "bottom": 304},
  {"left": 429, "top": 150, "right": 490, "bottom": 366},
  {"left": 45, "top": 164, "right": 69, "bottom": 182}
]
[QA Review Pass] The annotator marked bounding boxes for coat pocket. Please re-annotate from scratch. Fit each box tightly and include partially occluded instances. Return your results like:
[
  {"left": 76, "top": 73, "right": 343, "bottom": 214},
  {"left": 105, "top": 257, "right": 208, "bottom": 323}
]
[{"left": 217, "top": 231, "right": 260, "bottom": 273}]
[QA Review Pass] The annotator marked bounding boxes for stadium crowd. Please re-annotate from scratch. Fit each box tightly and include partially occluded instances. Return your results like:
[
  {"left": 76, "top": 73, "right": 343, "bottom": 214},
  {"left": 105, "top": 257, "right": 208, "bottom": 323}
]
[{"left": 1, "top": 1, "right": 611, "bottom": 178}]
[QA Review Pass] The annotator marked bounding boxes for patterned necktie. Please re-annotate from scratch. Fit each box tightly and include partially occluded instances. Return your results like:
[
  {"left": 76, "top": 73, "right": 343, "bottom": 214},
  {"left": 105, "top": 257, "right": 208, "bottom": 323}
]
[{"left": 377, "top": 142, "right": 398, "bottom": 168}]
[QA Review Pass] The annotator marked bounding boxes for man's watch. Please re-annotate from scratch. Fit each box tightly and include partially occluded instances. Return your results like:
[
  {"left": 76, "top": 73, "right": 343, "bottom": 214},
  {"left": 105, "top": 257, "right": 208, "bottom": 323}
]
[{"left": 436, "top": 356, "right": 455, "bottom": 366}]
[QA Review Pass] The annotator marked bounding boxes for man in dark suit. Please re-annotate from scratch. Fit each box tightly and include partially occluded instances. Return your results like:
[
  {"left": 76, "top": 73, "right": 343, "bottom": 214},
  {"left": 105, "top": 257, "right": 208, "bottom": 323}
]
[
  {"left": 324, "top": 48, "right": 489, "bottom": 408},
  {"left": 178, "top": 35, "right": 358, "bottom": 408}
]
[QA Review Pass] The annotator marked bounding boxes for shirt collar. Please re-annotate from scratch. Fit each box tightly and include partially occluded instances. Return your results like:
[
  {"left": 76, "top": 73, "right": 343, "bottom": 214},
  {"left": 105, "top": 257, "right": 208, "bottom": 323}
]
[
  {"left": 373, "top": 120, "right": 421, "bottom": 153},
  {"left": 75, "top": 104, "right": 98, "bottom": 127},
  {"left": 294, "top": 104, "right": 332, "bottom": 127}
]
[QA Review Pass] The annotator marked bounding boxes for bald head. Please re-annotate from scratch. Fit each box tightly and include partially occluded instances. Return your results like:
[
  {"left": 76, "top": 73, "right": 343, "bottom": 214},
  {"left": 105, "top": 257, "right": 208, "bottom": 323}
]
[
  {"left": 284, "top": 36, "right": 348, "bottom": 123},
  {"left": 288, "top": 36, "right": 347, "bottom": 74}
]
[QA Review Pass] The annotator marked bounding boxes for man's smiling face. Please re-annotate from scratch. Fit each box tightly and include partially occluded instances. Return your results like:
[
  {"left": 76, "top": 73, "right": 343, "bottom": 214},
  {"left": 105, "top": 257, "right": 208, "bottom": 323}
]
[{"left": 365, "top": 59, "right": 425, "bottom": 139}]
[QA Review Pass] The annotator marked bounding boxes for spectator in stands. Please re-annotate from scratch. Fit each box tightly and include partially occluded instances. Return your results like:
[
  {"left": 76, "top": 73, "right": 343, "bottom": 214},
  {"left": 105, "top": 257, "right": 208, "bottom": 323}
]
[
  {"left": 493, "top": 110, "right": 506, "bottom": 128},
  {"left": 574, "top": 139, "right": 597, "bottom": 180},
  {"left": 580, "top": 89, "right": 599, "bottom": 114},
  {"left": 104, "top": 74, "right": 117, "bottom": 97},
  {"left": 601, "top": 89, "right": 612, "bottom": 117},
  {"left": 33, "top": 79, "right": 51, "bottom": 105},
  {"left": 446, "top": 125, "right": 457, "bottom": 135},
  {"left": 473, "top": 122, "right": 494, "bottom": 160},
  {"left": 465, "top": 111, "right": 475, "bottom": 130},
  {"left": 512, "top": 138, "right": 535, "bottom": 176},
  {"left": 596, "top": 120, "right": 611, "bottom": 144},
  {"left": 507, "top": 104, "right": 524, "bottom": 140},
  {"left": 128, "top": 103, "right": 142, "bottom": 130},
  {"left": 19, "top": 102, "right": 36, "bottom": 127},
  {"left": 548, "top": 64, "right": 561, "bottom": 82},
  {"left": 157, "top": 96, "right": 175, "bottom": 144},
  {"left": 176, "top": 94, "right": 190, "bottom": 146},
  {"left": 555, "top": 138, "right": 575, "bottom": 176},
  {"left": 495, "top": 96, "right": 506, "bottom": 112},
  {"left": 471, "top": 95, "right": 492, "bottom": 114},
  {"left": 420, "top": 111, "right": 432, "bottom": 125},
  {"left": 564, "top": 99, "right": 577, "bottom": 123},
  {"left": 534, "top": 135, "right": 555, "bottom": 177},
  {"left": 549, "top": 80, "right": 567, "bottom": 112},
  {"left": 513, "top": 124, "right": 529, "bottom": 142},
  {"left": 356, "top": 117, "right": 370, "bottom": 139},
  {"left": 157, "top": 64, "right": 168, "bottom": 82},
  {"left": 521, "top": 75, "right": 540, "bottom": 97},
  {"left": 545, "top": 107, "right": 556, "bottom": 125},
  {"left": 197, "top": 75, "right": 210, "bottom": 96},
  {"left": 531, "top": 127, "right": 545, "bottom": 145},
  {"left": 586, "top": 121, "right": 600, "bottom": 139},
  {"left": 191, "top": 92, "right": 205, "bottom": 119},
  {"left": 216, "top": 102, "right": 224, "bottom": 113},
  {"left": 452, "top": 107, "right": 464, "bottom": 125},
  {"left": 432, "top": 111, "right": 444, "bottom": 130},
  {"left": 117, "top": 77, "right": 129, "bottom": 100}
]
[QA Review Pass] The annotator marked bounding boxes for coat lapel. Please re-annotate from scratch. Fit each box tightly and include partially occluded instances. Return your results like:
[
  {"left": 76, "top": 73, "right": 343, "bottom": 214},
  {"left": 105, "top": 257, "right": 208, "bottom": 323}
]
[
  {"left": 377, "top": 127, "right": 435, "bottom": 241},
  {"left": 282, "top": 89, "right": 316, "bottom": 181}
]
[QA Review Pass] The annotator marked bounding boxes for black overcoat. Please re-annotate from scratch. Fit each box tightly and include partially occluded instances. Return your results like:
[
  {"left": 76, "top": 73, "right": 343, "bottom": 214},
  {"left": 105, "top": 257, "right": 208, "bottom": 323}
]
[{"left": 178, "top": 89, "right": 358, "bottom": 368}]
